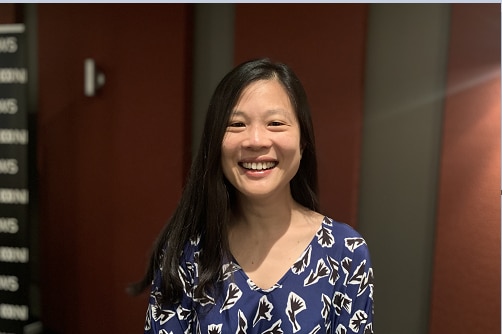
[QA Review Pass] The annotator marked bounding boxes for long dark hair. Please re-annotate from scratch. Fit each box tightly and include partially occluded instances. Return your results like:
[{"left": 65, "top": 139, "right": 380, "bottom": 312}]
[{"left": 130, "top": 58, "right": 319, "bottom": 304}]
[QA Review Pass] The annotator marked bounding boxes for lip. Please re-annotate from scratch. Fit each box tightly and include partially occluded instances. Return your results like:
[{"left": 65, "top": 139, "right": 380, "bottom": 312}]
[
  {"left": 239, "top": 157, "right": 277, "bottom": 163},
  {"left": 238, "top": 158, "right": 278, "bottom": 173}
]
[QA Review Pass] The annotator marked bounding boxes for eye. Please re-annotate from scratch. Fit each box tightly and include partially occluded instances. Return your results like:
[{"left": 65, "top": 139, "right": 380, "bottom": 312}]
[
  {"left": 269, "top": 121, "right": 285, "bottom": 126},
  {"left": 228, "top": 122, "right": 245, "bottom": 128}
]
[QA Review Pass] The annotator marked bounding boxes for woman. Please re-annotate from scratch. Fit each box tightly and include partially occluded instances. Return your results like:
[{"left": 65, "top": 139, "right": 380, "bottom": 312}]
[{"left": 132, "top": 58, "right": 374, "bottom": 333}]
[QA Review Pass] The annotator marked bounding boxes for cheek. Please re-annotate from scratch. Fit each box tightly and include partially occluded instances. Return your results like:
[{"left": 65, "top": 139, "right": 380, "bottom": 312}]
[
  {"left": 221, "top": 133, "right": 242, "bottom": 158},
  {"left": 221, "top": 142, "right": 234, "bottom": 162},
  {"left": 280, "top": 134, "right": 302, "bottom": 157},
  {"left": 221, "top": 142, "right": 237, "bottom": 176},
  {"left": 221, "top": 133, "right": 237, "bottom": 151}
]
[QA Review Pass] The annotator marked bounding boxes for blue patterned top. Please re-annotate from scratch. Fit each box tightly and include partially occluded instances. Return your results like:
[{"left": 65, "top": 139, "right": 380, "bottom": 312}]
[{"left": 144, "top": 216, "right": 374, "bottom": 334}]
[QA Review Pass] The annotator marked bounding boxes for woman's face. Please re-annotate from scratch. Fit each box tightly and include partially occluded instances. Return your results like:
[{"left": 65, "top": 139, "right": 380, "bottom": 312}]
[{"left": 221, "top": 79, "right": 302, "bottom": 202}]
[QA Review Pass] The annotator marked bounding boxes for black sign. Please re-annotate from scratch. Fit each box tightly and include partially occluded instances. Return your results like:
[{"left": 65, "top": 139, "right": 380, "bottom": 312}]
[{"left": 0, "top": 24, "right": 30, "bottom": 334}]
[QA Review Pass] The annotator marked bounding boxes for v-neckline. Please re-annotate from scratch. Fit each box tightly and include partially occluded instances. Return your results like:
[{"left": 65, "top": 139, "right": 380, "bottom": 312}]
[{"left": 230, "top": 216, "right": 326, "bottom": 292}]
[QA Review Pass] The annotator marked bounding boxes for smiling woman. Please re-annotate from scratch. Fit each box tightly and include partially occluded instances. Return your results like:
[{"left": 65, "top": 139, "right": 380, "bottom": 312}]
[
  {"left": 221, "top": 79, "right": 302, "bottom": 202},
  {"left": 131, "top": 58, "right": 375, "bottom": 334}
]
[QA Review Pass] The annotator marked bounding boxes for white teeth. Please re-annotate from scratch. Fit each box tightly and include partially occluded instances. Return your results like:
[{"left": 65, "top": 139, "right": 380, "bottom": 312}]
[{"left": 242, "top": 161, "right": 276, "bottom": 170}]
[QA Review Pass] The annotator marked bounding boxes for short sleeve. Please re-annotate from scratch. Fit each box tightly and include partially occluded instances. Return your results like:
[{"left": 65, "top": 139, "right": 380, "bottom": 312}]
[
  {"left": 144, "top": 247, "right": 197, "bottom": 334},
  {"left": 332, "top": 237, "right": 374, "bottom": 334}
]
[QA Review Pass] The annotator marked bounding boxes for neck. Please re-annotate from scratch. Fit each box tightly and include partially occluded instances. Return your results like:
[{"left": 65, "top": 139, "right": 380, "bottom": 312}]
[{"left": 231, "top": 192, "right": 304, "bottom": 236}]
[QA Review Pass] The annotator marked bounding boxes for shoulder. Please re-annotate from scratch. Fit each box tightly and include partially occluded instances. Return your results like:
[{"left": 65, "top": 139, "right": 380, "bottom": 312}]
[
  {"left": 316, "top": 216, "right": 371, "bottom": 259},
  {"left": 317, "top": 215, "right": 363, "bottom": 238},
  {"left": 159, "top": 234, "right": 202, "bottom": 264},
  {"left": 320, "top": 215, "right": 364, "bottom": 238},
  {"left": 180, "top": 234, "right": 202, "bottom": 263},
  {"left": 323, "top": 216, "right": 365, "bottom": 239}
]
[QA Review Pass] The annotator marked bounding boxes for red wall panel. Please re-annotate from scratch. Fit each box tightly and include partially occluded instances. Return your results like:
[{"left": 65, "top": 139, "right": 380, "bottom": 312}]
[
  {"left": 429, "top": 4, "right": 500, "bottom": 333},
  {"left": 37, "top": 4, "right": 192, "bottom": 332},
  {"left": 234, "top": 4, "right": 368, "bottom": 226}
]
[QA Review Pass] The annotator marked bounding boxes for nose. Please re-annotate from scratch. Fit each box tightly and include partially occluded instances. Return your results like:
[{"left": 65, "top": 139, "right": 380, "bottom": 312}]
[{"left": 243, "top": 124, "right": 272, "bottom": 149}]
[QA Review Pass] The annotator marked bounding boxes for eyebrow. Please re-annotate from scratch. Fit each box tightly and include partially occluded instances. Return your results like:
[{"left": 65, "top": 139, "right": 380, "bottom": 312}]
[{"left": 231, "top": 109, "right": 293, "bottom": 119}]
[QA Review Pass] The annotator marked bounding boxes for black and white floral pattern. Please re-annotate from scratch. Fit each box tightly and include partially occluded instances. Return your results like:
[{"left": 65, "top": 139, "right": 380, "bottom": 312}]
[{"left": 145, "top": 217, "right": 374, "bottom": 333}]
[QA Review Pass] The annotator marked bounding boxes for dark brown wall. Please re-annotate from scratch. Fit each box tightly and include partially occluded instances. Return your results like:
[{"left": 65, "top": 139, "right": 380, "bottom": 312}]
[
  {"left": 234, "top": 4, "right": 368, "bottom": 226},
  {"left": 37, "top": 4, "right": 192, "bottom": 332},
  {"left": 0, "top": 4, "right": 16, "bottom": 24},
  {"left": 429, "top": 4, "right": 500, "bottom": 333}
]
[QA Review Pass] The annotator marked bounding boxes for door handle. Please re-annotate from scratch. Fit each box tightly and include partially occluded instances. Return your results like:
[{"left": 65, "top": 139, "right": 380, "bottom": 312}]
[{"left": 84, "top": 58, "right": 105, "bottom": 97}]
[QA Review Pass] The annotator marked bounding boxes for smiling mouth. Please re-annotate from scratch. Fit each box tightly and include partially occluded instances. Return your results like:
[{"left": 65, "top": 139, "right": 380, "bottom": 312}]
[{"left": 239, "top": 161, "right": 277, "bottom": 171}]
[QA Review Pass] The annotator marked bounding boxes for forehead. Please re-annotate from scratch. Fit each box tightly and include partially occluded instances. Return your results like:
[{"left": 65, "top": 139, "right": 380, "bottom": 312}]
[{"left": 233, "top": 79, "right": 294, "bottom": 113}]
